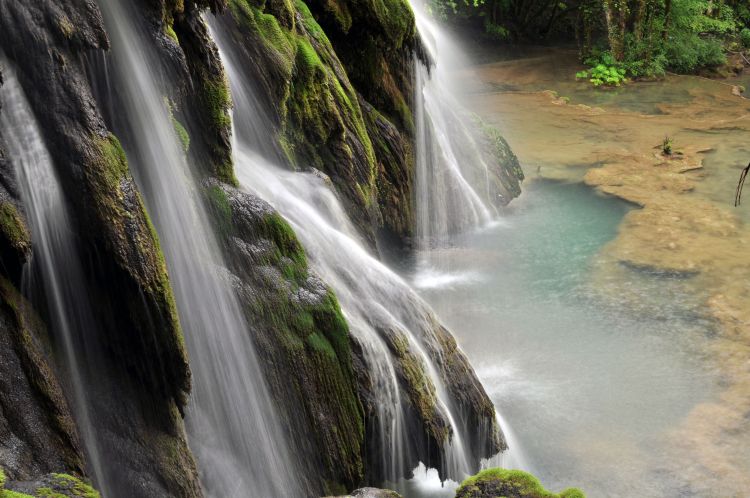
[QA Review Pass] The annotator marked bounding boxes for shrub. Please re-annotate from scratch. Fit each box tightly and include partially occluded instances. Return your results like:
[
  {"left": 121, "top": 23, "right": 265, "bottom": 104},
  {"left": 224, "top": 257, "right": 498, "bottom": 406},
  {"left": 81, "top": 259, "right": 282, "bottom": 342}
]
[
  {"left": 665, "top": 33, "right": 726, "bottom": 73},
  {"left": 741, "top": 28, "right": 750, "bottom": 48},
  {"left": 577, "top": 63, "right": 627, "bottom": 87},
  {"left": 484, "top": 19, "right": 509, "bottom": 40}
]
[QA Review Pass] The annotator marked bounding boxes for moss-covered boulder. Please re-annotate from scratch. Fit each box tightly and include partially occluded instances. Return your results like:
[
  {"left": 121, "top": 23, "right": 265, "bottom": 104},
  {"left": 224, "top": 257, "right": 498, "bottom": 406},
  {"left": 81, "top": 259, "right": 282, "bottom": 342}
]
[
  {"left": 0, "top": 469, "right": 100, "bottom": 498},
  {"left": 205, "top": 181, "right": 365, "bottom": 494},
  {"left": 455, "top": 469, "right": 585, "bottom": 498}
]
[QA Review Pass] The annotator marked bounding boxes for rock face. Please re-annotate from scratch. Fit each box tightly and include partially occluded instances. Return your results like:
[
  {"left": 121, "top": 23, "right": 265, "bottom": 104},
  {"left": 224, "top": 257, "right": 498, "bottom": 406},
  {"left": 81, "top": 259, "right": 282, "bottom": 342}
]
[
  {"left": 0, "top": 278, "right": 83, "bottom": 480},
  {"left": 207, "top": 182, "right": 366, "bottom": 494},
  {"left": 214, "top": 0, "right": 424, "bottom": 247},
  {"left": 0, "top": 0, "right": 200, "bottom": 496}
]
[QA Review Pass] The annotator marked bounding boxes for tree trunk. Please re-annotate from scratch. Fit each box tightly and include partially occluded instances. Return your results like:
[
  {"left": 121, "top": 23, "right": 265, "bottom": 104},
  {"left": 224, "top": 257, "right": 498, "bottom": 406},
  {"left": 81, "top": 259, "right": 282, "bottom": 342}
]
[
  {"left": 603, "top": 0, "right": 626, "bottom": 60},
  {"left": 663, "top": 0, "right": 672, "bottom": 41},
  {"left": 634, "top": 0, "right": 648, "bottom": 41}
]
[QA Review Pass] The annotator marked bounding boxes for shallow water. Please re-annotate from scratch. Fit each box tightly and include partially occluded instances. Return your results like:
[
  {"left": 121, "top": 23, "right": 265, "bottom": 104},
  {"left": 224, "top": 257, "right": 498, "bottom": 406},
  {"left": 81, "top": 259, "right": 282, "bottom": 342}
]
[{"left": 400, "top": 180, "right": 719, "bottom": 496}]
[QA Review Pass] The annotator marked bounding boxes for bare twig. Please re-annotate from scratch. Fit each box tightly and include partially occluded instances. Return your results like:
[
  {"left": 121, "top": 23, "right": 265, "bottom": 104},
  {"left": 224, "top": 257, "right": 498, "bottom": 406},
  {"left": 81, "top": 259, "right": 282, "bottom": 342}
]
[{"left": 736, "top": 162, "right": 750, "bottom": 207}]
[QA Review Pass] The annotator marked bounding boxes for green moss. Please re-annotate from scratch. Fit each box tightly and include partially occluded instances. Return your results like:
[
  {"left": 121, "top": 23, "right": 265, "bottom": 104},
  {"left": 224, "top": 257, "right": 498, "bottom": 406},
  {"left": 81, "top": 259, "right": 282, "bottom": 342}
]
[
  {"left": 361, "top": 0, "right": 415, "bottom": 48},
  {"left": 456, "top": 468, "right": 585, "bottom": 498},
  {"left": 205, "top": 185, "right": 233, "bottom": 237},
  {"left": 294, "top": 0, "right": 328, "bottom": 42},
  {"left": 389, "top": 332, "right": 445, "bottom": 442},
  {"left": 0, "top": 468, "right": 101, "bottom": 498},
  {"left": 31, "top": 489, "right": 63, "bottom": 498},
  {"left": 164, "top": 23, "right": 179, "bottom": 43},
  {"left": 320, "top": 0, "right": 353, "bottom": 33},
  {"left": 165, "top": 99, "right": 190, "bottom": 153},
  {"left": 171, "top": 116, "right": 190, "bottom": 153},
  {"left": 260, "top": 212, "right": 307, "bottom": 271},
  {"left": 306, "top": 332, "right": 336, "bottom": 357},
  {"left": 0, "top": 202, "right": 31, "bottom": 253},
  {"left": 3, "top": 492, "right": 34, "bottom": 498},
  {"left": 49, "top": 474, "right": 100, "bottom": 498},
  {"left": 295, "top": 37, "right": 323, "bottom": 79},
  {"left": 202, "top": 79, "right": 237, "bottom": 185},
  {"left": 229, "top": 0, "right": 295, "bottom": 70},
  {"left": 95, "top": 134, "right": 129, "bottom": 189}
]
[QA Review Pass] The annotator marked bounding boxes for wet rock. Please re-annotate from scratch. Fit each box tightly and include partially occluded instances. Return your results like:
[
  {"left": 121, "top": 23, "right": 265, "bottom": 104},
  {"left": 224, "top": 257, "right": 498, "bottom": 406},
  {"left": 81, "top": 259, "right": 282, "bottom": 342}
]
[
  {"left": 2, "top": 471, "right": 101, "bottom": 498},
  {"left": 206, "top": 182, "right": 365, "bottom": 495},
  {"left": 214, "top": 0, "right": 415, "bottom": 247},
  {"left": 0, "top": 1, "right": 201, "bottom": 496},
  {"left": 0, "top": 278, "right": 83, "bottom": 480}
]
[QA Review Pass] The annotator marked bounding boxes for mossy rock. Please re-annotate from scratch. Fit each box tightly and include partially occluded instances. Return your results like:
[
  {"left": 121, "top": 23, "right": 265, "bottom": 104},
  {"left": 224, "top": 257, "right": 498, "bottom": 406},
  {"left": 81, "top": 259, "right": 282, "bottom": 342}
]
[
  {"left": 0, "top": 202, "right": 31, "bottom": 256},
  {"left": 0, "top": 200, "right": 31, "bottom": 282},
  {"left": 221, "top": 0, "right": 381, "bottom": 241},
  {"left": 204, "top": 183, "right": 364, "bottom": 492},
  {"left": 455, "top": 468, "right": 585, "bottom": 498},
  {"left": 0, "top": 470, "right": 100, "bottom": 498}
]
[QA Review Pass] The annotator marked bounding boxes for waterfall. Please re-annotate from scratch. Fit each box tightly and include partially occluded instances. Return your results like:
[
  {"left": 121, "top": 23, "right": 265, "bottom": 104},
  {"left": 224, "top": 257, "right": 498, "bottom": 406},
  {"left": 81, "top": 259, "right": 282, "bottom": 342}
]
[
  {"left": 409, "top": 0, "right": 528, "bottom": 476},
  {"left": 212, "top": 27, "right": 482, "bottom": 488},
  {"left": 0, "top": 60, "right": 111, "bottom": 495},
  {"left": 93, "top": 1, "right": 302, "bottom": 496},
  {"left": 410, "top": 1, "right": 495, "bottom": 253}
]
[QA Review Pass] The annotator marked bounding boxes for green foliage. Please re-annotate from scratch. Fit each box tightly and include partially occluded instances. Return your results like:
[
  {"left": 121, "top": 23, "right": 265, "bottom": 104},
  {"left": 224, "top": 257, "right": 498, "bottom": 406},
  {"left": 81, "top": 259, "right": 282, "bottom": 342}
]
[
  {"left": 590, "top": 64, "right": 627, "bottom": 86},
  {"left": 665, "top": 33, "right": 726, "bottom": 73},
  {"left": 455, "top": 468, "right": 585, "bottom": 498},
  {"left": 662, "top": 135, "right": 674, "bottom": 155},
  {"left": 577, "top": 54, "right": 627, "bottom": 86},
  {"left": 483, "top": 19, "right": 509, "bottom": 40},
  {"left": 432, "top": 0, "right": 745, "bottom": 77},
  {"left": 740, "top": 28, "right": 750, "bottom": 48}
]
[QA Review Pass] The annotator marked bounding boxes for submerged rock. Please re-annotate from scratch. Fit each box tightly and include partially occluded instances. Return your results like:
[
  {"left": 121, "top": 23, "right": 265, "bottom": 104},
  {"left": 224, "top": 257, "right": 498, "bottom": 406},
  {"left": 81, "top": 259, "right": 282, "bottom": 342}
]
[{"left": 455, "top": 468, "right": 585, "bottom": 498}]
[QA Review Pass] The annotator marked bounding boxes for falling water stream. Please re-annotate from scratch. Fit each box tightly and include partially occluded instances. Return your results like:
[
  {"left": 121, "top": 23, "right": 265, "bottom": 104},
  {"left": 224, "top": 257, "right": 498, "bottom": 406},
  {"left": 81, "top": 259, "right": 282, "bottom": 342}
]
[
  {"left": 0, "top": 61, "right": 113, "bottom": 495},
  {"left": 212, "top": 24, "right": 485, "bottom": 494},
  {"left": 411, "top": 0, "right": 494, "bottom": 251},
  {"left": 94, "top": 1, "right": 302, "bottom": 496}
]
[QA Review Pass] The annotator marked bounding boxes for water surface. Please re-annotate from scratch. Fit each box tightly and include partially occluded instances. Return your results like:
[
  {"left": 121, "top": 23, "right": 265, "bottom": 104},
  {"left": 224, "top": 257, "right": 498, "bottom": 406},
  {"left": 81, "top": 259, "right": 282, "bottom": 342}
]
[{"left": 403, "top": 180, "right": 718, "bottom": 496}]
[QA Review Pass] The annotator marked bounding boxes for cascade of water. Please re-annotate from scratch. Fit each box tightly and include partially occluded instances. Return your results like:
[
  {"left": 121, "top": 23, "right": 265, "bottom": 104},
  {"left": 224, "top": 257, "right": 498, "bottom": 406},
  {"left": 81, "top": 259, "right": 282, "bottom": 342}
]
[
  {"left": 0, "top": 60, "right": 111, "bottom": 495},
  {"left": 411, "top": 1, "right": 494, "bottom": 253},
  {"left": 94, "top": 2, "right": 302, "bottom": 496},
  {"left": 409, "top": 0, "right": 528, "bottom": 473},
  {"left": 213, "top": 31, "right": 480, "bottom": 487}
]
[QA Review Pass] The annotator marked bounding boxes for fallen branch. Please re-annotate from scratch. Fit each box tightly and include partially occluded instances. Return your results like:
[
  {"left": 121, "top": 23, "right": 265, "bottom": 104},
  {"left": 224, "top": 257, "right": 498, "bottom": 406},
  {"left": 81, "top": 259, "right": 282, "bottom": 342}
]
[{"left": 735, "top": 162, "right": 750, "bottom": 206}]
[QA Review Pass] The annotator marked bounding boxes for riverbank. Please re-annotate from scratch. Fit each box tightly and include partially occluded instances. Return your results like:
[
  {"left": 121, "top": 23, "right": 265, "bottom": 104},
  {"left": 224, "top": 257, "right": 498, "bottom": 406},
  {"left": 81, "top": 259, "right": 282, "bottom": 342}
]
[{"left": 462, "top": 48, "right": 750, "bottom": 495}]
